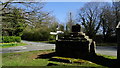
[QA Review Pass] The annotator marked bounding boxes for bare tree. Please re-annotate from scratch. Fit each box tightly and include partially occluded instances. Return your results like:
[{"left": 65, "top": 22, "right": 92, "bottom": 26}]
[
  {"left": 100, "top": 3, "right": 116, "bottom": 42},
  {"left": 0, "top": 1, "right": 49, "bottom": 24},
  {"left": 1, "top": 1, "right": 56, "bottom": 36},
  {"left": 113, "top": 1, "right": 120, "bottom": 26},
  {"left": 77, "top": 2, "right": 102, "bottom": 39}
]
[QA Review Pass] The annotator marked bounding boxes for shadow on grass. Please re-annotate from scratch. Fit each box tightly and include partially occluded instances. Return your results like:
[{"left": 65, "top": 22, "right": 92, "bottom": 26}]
[
  {"left": 84, "top": 55, "right": 117, "bottom": 68},
  {"left": 36, "top": 52, "right": 117, "bottom": 68},
  {"left": 36, "top": 52, "right": 56, "bottom": 59}
]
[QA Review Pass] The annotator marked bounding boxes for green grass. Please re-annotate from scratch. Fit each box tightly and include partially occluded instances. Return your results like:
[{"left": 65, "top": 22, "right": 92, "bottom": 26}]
[
  {"left": 48, "top": 57, "right": 105, "bottom": 67},
  {"left": 0, "top": 43, "right": 27, "bottom": 48},
  {"left": 2, "top": 50, "right": 54, "bottom": 66},
  {"left": 2, "top": 49, "right": 117, "bottom": 67},
  {"left": 97, "top": 53, "right": 117, "bottom": 59}
]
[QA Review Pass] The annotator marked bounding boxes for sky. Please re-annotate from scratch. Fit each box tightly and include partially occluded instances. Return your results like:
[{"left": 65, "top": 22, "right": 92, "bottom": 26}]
[
  {"left": 13, "top": 1, "right": 113, "bottom": 24},
  {"left": 12, "top": 2, "right": 85, "bottom": 24},
  {"left": 42, "top": 2, "right": 86, "bottom": 24}
]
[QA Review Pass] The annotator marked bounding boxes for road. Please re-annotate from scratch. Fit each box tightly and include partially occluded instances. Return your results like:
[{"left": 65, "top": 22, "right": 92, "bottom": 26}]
[
  {"left": 96, "top": 46, "right": 117, "bottom": 56},
  {"left": 1, "top": 40, "right": 117, "bottom": 56}
]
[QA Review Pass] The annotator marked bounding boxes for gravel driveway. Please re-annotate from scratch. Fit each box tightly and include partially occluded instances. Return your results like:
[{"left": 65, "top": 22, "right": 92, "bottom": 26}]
[{"left": 1, "top": 40, "right": 117, "bottom": 57}]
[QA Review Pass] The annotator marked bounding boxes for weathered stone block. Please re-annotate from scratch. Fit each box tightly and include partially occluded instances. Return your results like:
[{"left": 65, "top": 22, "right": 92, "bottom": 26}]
[{"left": 55, "top": 24, "right": 96, "bottom": 58}]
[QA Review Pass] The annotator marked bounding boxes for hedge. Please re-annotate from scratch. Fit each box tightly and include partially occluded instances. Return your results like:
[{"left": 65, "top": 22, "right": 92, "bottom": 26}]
[
  {"left": 1, "top": 36, "right": 21, "bottom": 43},
  {"left": 22, "top": 28, "right": 50, "bottom": 41}
]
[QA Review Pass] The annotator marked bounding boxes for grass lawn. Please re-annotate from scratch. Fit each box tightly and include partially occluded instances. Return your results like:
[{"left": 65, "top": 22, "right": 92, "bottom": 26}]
[
  {"left": 0, "top": 43, "right": 27, "bottom": 48},
  {"left": 2, "top": 50, "right": 53, "bottom": 66},
  {"left": 2, "top": 49, "right": 117, "bottom": 67}
]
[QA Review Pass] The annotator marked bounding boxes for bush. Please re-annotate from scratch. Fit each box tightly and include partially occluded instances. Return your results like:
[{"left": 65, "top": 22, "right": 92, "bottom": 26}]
[
  {"left": 22, "top": 27, "right": 50, "bottom": 41},
  {"left": 2, "top": 36, "right": 21, "bottom": 43},
  {"left": 0, "top": 43, "right": 17, "bottom": 47}
]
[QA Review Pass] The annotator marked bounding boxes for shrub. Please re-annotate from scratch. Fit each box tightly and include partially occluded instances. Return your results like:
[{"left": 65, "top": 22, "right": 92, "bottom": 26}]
[
  {"left": 2, "top": 36, "right": 21, "bottom": 43},
  {"left": 0, "top": 43, "right": 17, "bottom": 47},
  {"left": 15, "top": 37, "right": 21, "bottom": 42},
  {"left": 22, "top": 27, "right": 50, "bottom": 41}
]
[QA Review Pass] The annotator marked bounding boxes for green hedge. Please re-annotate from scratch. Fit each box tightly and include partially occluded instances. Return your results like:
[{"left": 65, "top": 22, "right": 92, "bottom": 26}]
[
  {"left": 22, "top": 28, "right": 50, "bottom": 41},
  {"left": 0, "top": 43, "right": 17, "bottom": 47},
  {"left": 2, "top": 36, "right": 21, "bottom": 43}
]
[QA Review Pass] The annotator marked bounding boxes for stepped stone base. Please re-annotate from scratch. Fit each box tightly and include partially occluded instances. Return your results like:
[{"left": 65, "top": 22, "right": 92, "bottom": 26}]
[
  {"left": 56, "top": 32, "right": 96, "bottom": 58},
  {"left": 55, "top": 24, "right": 96, "bottom": 58}
]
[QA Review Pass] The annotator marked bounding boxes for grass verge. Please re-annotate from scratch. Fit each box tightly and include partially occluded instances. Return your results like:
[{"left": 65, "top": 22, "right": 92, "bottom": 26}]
[
  {"left": 97, "top": 53, "right": 117, "bottom": 59},
  {"left": 0, "top": 43, "right": 27, "bottom": 48},
  {"left": 2, "top": 50, "right": 54, "bottom": 66},
  {"left": 2, "top": 50, "right": 117, "bottom": 67}
]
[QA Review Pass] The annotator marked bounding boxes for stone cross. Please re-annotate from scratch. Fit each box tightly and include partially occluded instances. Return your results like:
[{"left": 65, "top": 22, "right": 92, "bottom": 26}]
[{"left": 72, "top": 24, "right": 81, "bottom": 32}]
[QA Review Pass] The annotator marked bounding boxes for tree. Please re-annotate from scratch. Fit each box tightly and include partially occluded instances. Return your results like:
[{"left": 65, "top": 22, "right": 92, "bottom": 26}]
[
  {"left": 1, "top": 1, "right": 60, "bottom": 41},
  {"left": 1, "top": 1, "right": 28, "bottom": 36},
  {"left": 113, "top": 1, "right": 120, "bottom": 26},
  {"left": 2, "top": 7, "right": 27, "bottom": 36},
  {"left": 100, "top": 3, "right": 116, "bottom": 42},
  {"left": 1, "top": 1, "right": 50, "bottom": 37},
  {"left": 99, "top": 2, "right": 120, "bottom": 42},
  {"left": 77, "top": 2, "right": 102, "bottom": 39},
  {"left": 59, "top": 24, "right": 64, "bottom": 31}
]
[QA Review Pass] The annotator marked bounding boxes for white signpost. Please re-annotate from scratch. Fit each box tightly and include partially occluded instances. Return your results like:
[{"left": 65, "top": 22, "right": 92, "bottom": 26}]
[{"left": 50, "top": 31, "right": 64, "bottom": 40}]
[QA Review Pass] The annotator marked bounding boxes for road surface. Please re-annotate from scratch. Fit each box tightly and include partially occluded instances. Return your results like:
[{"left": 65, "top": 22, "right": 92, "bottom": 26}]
[{"left": 1, "top": 40, "right": 117, "bottom": 56}]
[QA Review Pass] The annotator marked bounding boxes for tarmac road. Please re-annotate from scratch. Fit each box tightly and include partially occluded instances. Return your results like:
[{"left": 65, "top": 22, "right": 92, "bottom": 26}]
[
  {"left": 96, "top": 46, "right": 117, "bottom": 56},
  {"left": 1, "top": 40, "right": 117, "bottom": 57},
  {"left": 1, "top": 40, "right": 55, "bottom": 53}
]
